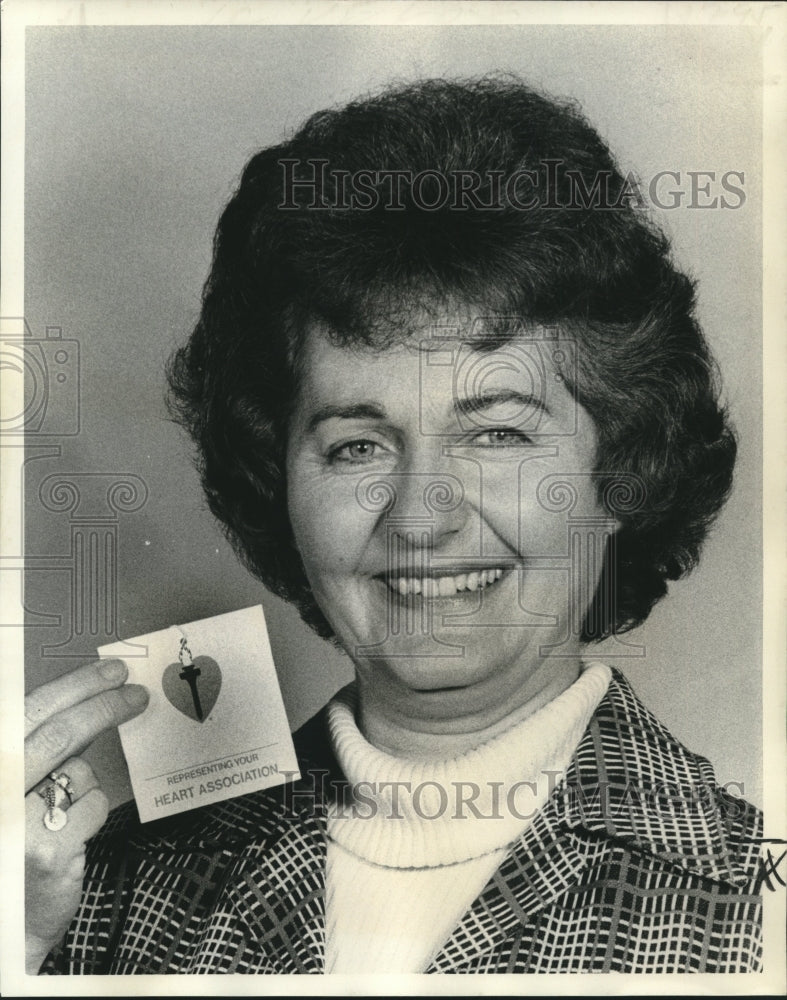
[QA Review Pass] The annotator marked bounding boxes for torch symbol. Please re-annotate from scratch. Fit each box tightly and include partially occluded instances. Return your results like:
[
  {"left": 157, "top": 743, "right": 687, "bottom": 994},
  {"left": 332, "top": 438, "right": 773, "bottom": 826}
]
[{"left": 178, "top": 637, "right": 204, "bottom": 721}]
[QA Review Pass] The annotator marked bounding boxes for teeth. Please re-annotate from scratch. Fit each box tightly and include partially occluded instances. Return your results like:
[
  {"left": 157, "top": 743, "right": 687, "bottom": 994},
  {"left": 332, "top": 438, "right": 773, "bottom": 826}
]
[{"left": 386, "top": 569, "right": 506, "bottom": 597}]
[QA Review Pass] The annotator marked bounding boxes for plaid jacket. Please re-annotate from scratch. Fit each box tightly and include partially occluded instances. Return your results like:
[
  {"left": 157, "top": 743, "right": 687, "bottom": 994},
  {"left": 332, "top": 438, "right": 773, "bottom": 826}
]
[{"left": 44, "top": 669, "right": 762, "bottom": 974}]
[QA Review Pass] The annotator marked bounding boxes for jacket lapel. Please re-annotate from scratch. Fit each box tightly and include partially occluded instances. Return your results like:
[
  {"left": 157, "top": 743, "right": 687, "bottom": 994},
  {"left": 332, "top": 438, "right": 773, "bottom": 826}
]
[
  {"left": 427, "top": 801, "right": 591, "bottom": 972},
  {"left": 427, "top": 668, "right": 758, "bottom": 972},
  {"left": 228, "top": 807, "right": 329, "bottom": 973},
  {"left": 220, "top": 717, "right": 344, "bottom": 973},
  {"left": 553, "top": 668, "right": 761, "bottom": 886}
]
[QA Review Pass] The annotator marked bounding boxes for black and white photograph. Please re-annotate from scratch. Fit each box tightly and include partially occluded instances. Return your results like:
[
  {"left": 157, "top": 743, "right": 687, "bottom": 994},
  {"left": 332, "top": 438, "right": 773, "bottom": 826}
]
[{"left": 2, "top": 1, "right": 785, "bottom": 994}]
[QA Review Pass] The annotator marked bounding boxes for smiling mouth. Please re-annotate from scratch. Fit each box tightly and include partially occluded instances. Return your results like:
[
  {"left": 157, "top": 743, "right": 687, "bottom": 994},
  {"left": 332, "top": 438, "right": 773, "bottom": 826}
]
[{"left": 383, "top": 568, "right": 506, "bottom": 598}]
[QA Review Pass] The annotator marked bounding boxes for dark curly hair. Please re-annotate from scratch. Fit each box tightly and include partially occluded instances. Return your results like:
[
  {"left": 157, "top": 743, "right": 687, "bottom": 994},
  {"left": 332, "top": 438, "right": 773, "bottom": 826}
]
[{"left": 167, "top": 76, "right": 736, "bottom": 643}]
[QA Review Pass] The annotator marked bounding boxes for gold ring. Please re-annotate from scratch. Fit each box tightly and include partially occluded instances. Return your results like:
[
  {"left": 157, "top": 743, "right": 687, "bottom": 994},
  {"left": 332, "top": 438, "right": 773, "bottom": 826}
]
[{"left": 36, "top": 778, "right": 70, "bottom": 831}]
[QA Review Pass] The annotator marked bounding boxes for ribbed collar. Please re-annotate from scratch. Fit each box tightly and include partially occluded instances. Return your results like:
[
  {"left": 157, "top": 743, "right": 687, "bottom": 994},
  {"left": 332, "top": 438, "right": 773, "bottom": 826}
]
[{"left": 325, "top": 662, "right": 611, "bottom": 868}]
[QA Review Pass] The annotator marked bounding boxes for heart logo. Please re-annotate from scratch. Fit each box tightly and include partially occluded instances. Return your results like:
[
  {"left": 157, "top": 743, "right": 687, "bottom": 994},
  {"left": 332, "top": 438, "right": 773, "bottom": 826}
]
[{"left": 162, "top": 656, "right": 222, "bottom": 722}]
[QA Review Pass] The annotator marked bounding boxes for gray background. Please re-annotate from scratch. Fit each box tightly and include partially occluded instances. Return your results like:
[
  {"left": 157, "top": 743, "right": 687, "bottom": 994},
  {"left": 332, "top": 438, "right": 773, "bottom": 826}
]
[{"left": 23, "top": 25, "right": 763, "bottom": 807}]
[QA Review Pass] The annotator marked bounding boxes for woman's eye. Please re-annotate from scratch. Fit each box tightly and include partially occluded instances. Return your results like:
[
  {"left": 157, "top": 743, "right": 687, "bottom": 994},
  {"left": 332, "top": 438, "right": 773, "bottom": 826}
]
[
  {"left": 328, "top": 440, "right": 384, "bottom": 464},
  {"left": 472, "top": 429, "right": 532, "bottom": 447}
]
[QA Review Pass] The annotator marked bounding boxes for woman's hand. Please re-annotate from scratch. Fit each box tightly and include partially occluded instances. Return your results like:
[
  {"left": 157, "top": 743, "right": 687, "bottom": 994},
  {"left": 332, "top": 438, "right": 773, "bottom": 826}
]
[{"left": 24, "top": 659, "right": 149, "bottom": 974}]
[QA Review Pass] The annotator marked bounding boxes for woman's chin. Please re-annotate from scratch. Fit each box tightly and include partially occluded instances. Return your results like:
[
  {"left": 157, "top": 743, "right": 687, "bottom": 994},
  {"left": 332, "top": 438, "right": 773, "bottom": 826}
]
[
  {"left": 324, "top": 570, "right": 580, "bottom": 712},
  {"left": 352, "top": 642, "right": 541, "bottom": 715}
]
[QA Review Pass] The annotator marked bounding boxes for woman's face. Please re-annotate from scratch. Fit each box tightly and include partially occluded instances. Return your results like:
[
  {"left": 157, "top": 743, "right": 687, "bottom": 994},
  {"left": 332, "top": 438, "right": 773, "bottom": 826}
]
[{"left": 286, "top": 316, "right": 611, "bottom": 731}]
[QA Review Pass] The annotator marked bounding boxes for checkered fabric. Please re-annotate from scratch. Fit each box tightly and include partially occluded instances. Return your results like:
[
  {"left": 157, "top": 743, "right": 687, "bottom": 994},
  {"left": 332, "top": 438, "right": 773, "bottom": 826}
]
[{"left": 41, "top": 668, "right": 762, "bottom": 974}]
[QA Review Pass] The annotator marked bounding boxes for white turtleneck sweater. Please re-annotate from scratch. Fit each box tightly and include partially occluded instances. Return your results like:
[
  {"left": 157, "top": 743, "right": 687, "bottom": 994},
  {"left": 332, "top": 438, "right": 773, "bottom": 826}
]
[{"left": 324, "top": 660, "right": 611, "bottom": 974}]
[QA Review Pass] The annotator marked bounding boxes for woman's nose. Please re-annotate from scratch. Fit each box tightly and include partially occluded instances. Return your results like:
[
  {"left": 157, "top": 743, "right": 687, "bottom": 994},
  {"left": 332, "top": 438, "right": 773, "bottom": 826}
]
[{"left": 354, "top": 468, "right": 470, "bottom": 546}]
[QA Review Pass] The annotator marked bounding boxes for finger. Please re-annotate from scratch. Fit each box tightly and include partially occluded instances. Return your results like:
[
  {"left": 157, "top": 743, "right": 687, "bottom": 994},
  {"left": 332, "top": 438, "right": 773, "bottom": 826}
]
[
  {"left": 52, "top": 788, "right": 110, "bottom": 845},
  {"left": 26, "top": 789, "right": 109, "bottom": 873},
  {"left": 25, "top": 659, "right": 130, "bottom": 737},
  {"left": 25, "top": 685, "right": 148, "bottom": 791},
  {"left": 31, "top": 757, "right": 99, "bottom": 810}
]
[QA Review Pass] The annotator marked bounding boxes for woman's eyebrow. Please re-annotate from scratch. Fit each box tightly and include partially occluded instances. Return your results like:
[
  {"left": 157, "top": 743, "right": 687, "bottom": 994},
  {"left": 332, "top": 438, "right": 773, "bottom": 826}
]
[
  {"left": 306, "top": 402, "right": 387, "bottom": 432},
  {"left": 454, "top": 389, "right": 551, "bottom": 419}
]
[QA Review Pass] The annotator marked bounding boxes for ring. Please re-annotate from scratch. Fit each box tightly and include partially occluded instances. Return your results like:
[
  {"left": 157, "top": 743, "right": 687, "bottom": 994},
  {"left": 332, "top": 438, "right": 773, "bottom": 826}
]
[
  {"left": 36, "top": 778, "right": 70, "bottom": 831},
  {"left": 49, "top": 770, "right": 75, "bottom": 805}
]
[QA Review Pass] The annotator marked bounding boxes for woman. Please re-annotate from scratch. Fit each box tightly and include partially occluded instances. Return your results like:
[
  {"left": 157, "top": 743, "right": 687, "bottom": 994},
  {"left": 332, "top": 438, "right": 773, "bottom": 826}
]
[{"left": 25, "top": 77, "right": 762, "bottom": 974}]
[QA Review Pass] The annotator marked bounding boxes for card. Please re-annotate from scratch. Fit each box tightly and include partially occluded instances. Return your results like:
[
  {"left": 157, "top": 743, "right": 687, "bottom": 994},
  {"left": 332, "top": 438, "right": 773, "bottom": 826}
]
[{"left": 99, "top": 605, "right": 300, "bottom": 822}]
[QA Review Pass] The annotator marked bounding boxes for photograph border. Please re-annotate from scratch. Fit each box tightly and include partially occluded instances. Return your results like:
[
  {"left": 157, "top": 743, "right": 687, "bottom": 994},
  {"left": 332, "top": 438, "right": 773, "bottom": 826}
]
[{"left": 2, "top": 2, "right": 785, "bottom": 996}]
